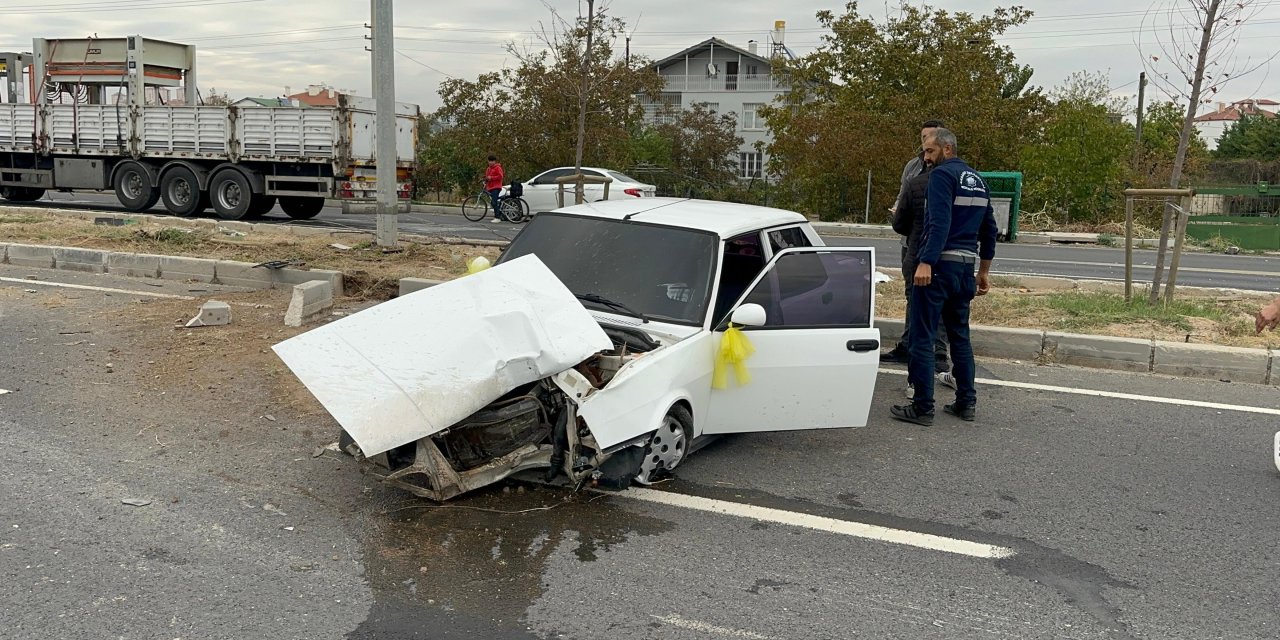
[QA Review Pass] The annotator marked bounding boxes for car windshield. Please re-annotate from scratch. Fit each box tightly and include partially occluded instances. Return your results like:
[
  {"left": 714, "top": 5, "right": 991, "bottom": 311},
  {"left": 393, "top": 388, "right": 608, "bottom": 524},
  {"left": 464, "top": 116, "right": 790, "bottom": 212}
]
[
  {"left": 499, "top": 213, "right": 717, "bottom": 325},
  {"left": 607, "top": 170, "right": 640, "bottom": 184}
]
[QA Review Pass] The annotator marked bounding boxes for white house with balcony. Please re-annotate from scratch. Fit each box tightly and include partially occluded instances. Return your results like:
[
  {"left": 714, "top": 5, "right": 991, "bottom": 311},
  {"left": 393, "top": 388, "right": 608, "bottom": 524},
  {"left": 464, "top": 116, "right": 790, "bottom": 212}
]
[{"left": 642, "top": 37, "right": 788, "bottom": 179}]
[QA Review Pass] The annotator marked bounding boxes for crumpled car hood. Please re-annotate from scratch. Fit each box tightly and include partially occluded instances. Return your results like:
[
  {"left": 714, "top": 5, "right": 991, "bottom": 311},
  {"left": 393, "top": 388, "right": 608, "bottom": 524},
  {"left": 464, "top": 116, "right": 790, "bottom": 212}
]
[{"left": 272, "top": 254, "right": 612, "bottom": 457}]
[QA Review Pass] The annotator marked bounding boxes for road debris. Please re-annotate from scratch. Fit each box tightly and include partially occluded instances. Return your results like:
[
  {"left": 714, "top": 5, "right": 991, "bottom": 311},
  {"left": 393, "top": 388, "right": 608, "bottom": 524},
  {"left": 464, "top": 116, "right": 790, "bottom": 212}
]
[
  {"left": 0, "top": 389, "right": 11, "bottom": 395},
  {"left": 120, "top": 498, "right": 152, "bottom": 507},
  {"left": 185, "top": 301, "right": 231, "bottom": 328},
  {"left": 329, "top": 243, "right": 352, "bottom": 251},
  {"left": 253, "top": 259, "right": 305, "bottom": 270},
  {"left": 262, "top": 414, "right": 277, "bottom": 422}
]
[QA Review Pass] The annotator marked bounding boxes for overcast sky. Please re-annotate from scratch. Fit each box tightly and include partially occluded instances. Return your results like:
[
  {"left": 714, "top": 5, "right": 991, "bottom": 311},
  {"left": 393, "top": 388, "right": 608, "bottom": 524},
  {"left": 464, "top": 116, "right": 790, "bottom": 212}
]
[{"left": 3, "top": 0, "right": 1278, "bottom": 114}]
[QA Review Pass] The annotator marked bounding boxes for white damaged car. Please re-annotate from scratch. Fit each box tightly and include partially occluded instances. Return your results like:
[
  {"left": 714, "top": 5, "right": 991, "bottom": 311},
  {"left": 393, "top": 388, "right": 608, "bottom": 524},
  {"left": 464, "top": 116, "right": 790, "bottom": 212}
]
[{"left": 274, "top": 198, "right": 883, "bottom": 501}]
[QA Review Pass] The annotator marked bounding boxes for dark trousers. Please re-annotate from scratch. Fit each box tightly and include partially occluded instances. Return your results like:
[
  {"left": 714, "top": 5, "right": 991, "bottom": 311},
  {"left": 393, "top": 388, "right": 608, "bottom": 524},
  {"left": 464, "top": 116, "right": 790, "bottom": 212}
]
[
  {"left": 897, "top": 247, "right": 949, "bottom": 363},
  {"left": 488, "top": 188, "right": 504, "bottom": 220},
  {"left": 907, "top": 260, "right": 977, "bottom": 414}
]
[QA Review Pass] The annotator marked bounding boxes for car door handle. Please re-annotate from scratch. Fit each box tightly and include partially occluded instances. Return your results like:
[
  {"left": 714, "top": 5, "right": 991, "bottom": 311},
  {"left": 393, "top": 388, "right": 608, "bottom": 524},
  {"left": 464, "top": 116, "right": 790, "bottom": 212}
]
[{"left": 847, "top": 339, "right": 879, "bottom": 353}]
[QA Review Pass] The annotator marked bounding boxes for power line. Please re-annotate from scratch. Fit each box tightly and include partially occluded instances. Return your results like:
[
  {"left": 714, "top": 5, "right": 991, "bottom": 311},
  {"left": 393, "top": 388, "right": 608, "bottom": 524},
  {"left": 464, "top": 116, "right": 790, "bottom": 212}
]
[{"left": 395, "top": 49, "right": 455, "bottom": 78}]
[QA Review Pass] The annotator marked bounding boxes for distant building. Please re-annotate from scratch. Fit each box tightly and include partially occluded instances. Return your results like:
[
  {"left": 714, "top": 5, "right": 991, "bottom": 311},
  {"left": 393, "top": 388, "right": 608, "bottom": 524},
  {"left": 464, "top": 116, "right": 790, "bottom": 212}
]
[
  {"left": 232, "top": 96, "right": 297, "bottom": 108},
  {"left": 287, "top": 83, "right": 350, "bottom": 108},
  {"left": 642, "top": 23, "right": 795, "bottom": 180},
  {"left": 1192, "top": 98, "right": 1278, "bottom": 149}
]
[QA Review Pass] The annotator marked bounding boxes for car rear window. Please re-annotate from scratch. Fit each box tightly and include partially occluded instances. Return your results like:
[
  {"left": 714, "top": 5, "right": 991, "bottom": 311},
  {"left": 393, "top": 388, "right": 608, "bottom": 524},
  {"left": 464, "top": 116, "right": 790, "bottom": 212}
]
[{"left": 607, "top": 171, "right": 640, "bottom": 184}]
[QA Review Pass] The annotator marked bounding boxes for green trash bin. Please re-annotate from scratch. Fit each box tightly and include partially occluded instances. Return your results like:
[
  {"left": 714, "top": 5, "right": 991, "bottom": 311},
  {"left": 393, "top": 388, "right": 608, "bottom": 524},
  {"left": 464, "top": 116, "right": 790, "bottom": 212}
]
[{"left": 980, "top": 171, "right": 1022, "bottom": 242}]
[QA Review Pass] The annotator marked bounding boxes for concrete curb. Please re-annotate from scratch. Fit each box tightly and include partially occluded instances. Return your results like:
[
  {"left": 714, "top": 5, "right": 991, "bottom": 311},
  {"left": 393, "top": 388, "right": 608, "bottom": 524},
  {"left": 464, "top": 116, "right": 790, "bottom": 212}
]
[
  {"left": 1, "top": 242, "right": 343, "bottom": 296},
  {"left": 285, "top": 281, "right": 335, "bottom": 327},
  {"left": 869, "top": 316, "right": 1276, "bottom": 386}
]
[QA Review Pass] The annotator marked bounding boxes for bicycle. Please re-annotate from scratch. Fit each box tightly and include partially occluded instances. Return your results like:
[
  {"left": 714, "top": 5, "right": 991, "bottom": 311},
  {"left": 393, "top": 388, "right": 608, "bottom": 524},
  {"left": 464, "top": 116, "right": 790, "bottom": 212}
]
[{"left": 461, "top": 188, "right": 531, "bottom": 223}]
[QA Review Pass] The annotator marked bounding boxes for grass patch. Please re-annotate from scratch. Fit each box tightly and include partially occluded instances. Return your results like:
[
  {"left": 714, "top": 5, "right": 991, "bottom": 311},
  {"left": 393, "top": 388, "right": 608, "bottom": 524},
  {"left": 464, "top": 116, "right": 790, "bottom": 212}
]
[
  {"left": 1042, "top": 292, "right": 1229, "bottom": 332},
  {"left": 133, "top": 227, "right": 209, "bottom": 247},
  {"left": 0, "top": 215, "right": 46, "bottom": 224}
]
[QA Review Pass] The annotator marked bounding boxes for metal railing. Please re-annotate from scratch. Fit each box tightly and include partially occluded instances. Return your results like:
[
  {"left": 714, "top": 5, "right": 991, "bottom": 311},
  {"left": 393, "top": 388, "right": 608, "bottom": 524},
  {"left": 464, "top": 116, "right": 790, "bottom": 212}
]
[{"left": 659, "top": 74, "right": 787, "bottom": 93}]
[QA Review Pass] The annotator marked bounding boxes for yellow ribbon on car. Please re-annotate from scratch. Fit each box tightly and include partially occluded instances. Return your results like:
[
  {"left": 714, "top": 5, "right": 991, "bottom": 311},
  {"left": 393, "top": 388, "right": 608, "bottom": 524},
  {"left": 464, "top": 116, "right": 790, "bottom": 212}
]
[{"left": 712, "top": 324, "right": 755, "bottom": 389}]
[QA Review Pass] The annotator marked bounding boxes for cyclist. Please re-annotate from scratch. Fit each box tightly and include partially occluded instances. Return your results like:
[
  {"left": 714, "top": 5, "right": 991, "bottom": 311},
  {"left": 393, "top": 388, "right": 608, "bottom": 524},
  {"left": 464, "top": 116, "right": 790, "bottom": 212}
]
[{"left": 484, "top": 155, "right": 506, "bottom": 223}]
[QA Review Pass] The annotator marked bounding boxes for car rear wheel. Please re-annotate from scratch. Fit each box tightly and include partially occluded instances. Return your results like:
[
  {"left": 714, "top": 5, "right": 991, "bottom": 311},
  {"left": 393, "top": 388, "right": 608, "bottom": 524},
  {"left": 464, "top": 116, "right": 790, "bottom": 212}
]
[
  {"left": 635, "top": 405, "right": 692, "bottom": 485},
  {"left": 245, "top": 194, "right": 277, "bottom": 218},
  {"left": 279, "top": 196, "right": 325, "bottom": 220},
  {"left": 209, "top": 170, "right": 253, "bottom": 220},
  {"left": 113, "top": 162, "right": 159, "bottom": 211},
  {"left": 160, "top": 166, "right": 207, "bottom": 217}
]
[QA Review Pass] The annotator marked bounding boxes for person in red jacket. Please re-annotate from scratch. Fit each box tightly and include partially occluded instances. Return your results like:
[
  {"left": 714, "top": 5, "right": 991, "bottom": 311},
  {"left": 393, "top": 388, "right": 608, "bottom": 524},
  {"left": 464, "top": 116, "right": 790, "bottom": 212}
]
[{"left": 484, "top": 155, "right": 506, "bottom": 222}]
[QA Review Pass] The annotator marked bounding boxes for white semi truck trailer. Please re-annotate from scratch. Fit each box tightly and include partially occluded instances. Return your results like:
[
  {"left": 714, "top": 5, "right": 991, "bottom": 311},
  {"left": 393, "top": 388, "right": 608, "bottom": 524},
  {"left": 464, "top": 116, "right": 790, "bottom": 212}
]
[{"left": 0, "top": 36, "right": 417, "bottom": 220}]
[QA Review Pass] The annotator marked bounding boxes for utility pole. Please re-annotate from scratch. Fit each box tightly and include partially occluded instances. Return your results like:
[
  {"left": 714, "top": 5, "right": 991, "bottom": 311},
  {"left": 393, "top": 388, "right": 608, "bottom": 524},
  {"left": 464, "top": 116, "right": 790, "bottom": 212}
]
[
  {"left": 625, "top": 36, "right": 630, "bottom": 65},
  {"left": 1132, "top": 72, "right": 1146, "bottom": 168},
  {"left": 371, "top": 0, "right": 398, "bottom": 248}
]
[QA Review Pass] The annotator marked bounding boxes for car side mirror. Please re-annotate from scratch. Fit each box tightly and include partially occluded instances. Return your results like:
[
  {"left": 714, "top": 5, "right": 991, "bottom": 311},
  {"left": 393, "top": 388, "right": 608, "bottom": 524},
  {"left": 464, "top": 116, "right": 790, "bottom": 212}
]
[{"left": 730, "top": 303, "right": 767, "bottom": 327}]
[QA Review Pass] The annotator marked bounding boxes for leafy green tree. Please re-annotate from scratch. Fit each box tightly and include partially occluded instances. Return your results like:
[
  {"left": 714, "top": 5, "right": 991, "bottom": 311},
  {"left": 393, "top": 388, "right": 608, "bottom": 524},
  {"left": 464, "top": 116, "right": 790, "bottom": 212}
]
[
  {"left": 762, "top": 2, "right": 1047, "bottom": 220},
  {"left": 633, "top": 102, "right": 742, "bottom": 196},
  {"left": 1214, "top": 115, "right": 1280, "bottom": 160},
  {"left": 1020, "top": 72, "right": 1133, "bottom": 224},
  {"left": 429, "top": 8, "right": 663, "bottom": 192},
  {"left": 1136, "top": 101, "right": 1208, "bottom": 188}
]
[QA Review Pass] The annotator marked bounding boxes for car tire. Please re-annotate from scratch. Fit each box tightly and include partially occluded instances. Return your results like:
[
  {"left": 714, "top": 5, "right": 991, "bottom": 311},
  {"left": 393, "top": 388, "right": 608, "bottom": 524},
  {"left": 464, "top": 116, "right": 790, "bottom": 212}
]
[
  {"left": 160, "top": 166, "right": 207, "bottom": 217},
  {"left": 635, "top": 404, "right": 693, "bottom": 485}
]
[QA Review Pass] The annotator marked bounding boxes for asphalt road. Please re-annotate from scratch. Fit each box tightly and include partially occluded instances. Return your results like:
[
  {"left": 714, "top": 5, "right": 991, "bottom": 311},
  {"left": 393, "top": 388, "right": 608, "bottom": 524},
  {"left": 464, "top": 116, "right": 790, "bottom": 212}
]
[
  {"left": 12, "top": 192, "right": 1280, "bottom": 294},
  {"left": 2, "top": 268, "right": 1279, "bottom": 639}
]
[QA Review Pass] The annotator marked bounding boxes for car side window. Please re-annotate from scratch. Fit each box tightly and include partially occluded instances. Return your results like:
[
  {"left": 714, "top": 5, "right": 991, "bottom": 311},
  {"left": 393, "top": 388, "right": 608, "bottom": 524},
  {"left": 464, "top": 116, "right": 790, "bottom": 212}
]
[
  {"left": 582, "top": 169, "right": 604, "bottom": 178},
  {"left": 712, "top": 232, "right": 768, "bottom": 325},
  {"left": 532, "top": 169, "right": 571, "bottom": 185},
  {"left": 741, "top": 250, "right": 872, "bottom": 328},
  {"left": 768, "top": 226, "right": 813, "bottom": 254}
]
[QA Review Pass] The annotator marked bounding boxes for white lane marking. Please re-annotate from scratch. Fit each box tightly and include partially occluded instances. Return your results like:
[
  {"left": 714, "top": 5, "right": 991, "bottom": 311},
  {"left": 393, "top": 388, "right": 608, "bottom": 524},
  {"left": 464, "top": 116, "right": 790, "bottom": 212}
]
[
  {"left": 651, "top": 614, "right": 773, "bottom": 639},
  {"left": 879, "top": 369, "right": 1280, "bottom": 416},
  {"left": 621, "top": 487, "right": 1014, "bottom": 559},
  {"left": 0, "top": 277, "right": 193, "bottom": 300}
]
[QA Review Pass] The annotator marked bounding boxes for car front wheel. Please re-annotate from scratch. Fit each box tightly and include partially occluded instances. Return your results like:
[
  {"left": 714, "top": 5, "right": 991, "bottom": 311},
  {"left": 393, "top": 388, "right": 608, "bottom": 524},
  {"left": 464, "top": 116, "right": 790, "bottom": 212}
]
[{"left": 635, "top": 405, "right": 692, "bottom": 485}]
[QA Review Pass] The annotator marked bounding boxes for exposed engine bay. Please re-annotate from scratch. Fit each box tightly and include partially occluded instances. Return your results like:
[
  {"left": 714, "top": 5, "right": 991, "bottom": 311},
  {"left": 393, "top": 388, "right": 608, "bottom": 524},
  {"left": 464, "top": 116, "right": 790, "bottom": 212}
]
[{"left": 347, "top": 325, "right": 673, "bottom": 502}]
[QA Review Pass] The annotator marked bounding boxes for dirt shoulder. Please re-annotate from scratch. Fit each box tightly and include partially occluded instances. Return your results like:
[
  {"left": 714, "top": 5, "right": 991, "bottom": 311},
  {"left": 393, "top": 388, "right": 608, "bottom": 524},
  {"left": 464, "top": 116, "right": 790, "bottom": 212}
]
[{"left": 3, "top": 208, "right": 1277, "bottom": 350}]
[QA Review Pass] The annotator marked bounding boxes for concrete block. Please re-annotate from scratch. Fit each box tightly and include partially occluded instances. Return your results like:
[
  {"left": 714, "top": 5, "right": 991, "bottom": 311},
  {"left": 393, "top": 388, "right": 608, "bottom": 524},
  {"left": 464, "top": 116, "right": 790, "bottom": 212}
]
[
  {"left": 53, "top": 247, "right": 107, "bottom": 273},
  {"left": 1045, "top": 332, "right": 1152, "bottom": 372},
  {"left": 284, "top": 280, "right": 334, "bottom": 327},
  {"left": 271, "top": 268, "right": 343, "bottom": 297},
  {"left": 1271, "top": 351, "right": 1279, "bottom": 386},
  {"left": 158, "top": 255, "right": 218, "bottom": 283},
  {"left": 1152, "top": 341, "right": 1271, "bottom": 384},
  {"left": 6, "top": 243, "right": 55, "bottom": 269},
  {"left": 106, "top": 252, "right": 163, "bottom": 278},
  {"left": 185, "top": 300, "right": 231, "bottom": 327},
  {"left": 0, "top": 243, "right": 8, "bottom": 264},
  {"left": 972, "top": 325, "right": 1045, "bottom": 361},
  {"left": 213, "top": 259, "right": 274, "bottom": 290},
  {"left": 399, "top": 277, "right": 444, "bottom": 296}
]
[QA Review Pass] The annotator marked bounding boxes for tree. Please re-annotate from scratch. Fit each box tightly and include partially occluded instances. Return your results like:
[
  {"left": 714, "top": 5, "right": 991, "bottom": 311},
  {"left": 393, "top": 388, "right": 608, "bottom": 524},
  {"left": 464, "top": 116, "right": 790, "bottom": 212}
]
[
  {"left": 1214, "top": 114, "right": 1280, "bottom": 160},
  {"left": 430, "top": 9, "right": 663, "bottom": 194},
  {"left": 762, "top": 2, "right": 1046, "bottom": 220},
  {"left": 1020, "top": 72, "right": 1133, "bottom": 224},
  {"left": 634, "top": 102, "right": 743, "bottom": 196},
  {"left": 201, "top": 88, "right": 231, "bottom": 106},
  {"left": 1139, "top": 0, "right": 1276, "bottom": 300},
  {"left": 1135, "top": 101, "right": 1209, "bottom": 188}
]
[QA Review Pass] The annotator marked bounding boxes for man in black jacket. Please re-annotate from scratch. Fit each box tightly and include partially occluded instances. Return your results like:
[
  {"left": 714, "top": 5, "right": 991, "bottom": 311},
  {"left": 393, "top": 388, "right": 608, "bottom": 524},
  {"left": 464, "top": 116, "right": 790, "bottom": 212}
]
[{"left": 888, "top": 164, "right": 950, "bottom": 376}]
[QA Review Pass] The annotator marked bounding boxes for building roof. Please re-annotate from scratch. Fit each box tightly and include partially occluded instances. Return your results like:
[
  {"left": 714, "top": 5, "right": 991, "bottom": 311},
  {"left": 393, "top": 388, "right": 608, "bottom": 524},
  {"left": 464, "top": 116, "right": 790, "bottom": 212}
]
[
  {"left": 1193, "top": 98, "right": 1278, "bottom": 122},
  {"left": 554, "top": 197, "right": 807, "bottom": 238},
  {"left": 651, "top": 37, "right": 773, "bottom": 71},
  {"left": 234, "top": 96, "right": 294, "bottom": 107},
  {"left": 288, "top": 88, "right": 343, "bottom": 107}
]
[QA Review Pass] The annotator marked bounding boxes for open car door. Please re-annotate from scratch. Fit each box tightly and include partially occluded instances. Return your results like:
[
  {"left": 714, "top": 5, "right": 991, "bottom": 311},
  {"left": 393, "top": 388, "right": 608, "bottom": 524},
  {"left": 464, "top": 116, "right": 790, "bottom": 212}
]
[{"left": 703, "top": 247, "right": 880, "bottom": 434}]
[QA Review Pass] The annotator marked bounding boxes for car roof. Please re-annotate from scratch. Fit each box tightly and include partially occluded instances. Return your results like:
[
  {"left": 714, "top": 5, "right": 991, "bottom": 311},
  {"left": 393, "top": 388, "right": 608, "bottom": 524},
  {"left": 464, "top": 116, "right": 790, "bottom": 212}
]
[{"left": 550, "top": 197, "right": 810, "bottom": 238}]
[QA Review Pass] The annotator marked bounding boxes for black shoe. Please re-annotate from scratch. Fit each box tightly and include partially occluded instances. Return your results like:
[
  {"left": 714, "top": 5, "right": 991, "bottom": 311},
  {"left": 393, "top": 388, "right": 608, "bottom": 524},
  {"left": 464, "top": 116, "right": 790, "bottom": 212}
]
[
  {"left": 890, "top": 404, "right": 934, "bottom": 426},
  {"left": 943, "top": 403, "right": 976, "bottom": 422},
  {"left": 880, "top": 346, "right": 910, "bottom": 364},
  {"left": 934, "top": 356, "right": 951, "bottom": 374}
]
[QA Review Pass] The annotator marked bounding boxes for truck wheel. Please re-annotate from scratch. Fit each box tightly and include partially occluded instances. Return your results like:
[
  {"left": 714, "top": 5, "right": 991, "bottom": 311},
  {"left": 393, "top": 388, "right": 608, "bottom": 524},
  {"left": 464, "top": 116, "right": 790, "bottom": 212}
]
[
  {"left": 113, "top": 162, "right": 159, "bottom": 211},
  {"left": 209, "top": 170, "right": 253, "bottom": 220},
  {"left": 1, "top": 186, "right": 46, "bottom": 202},
  {"left": 245, "top": 194, "right": 277, "bottom": 218},
  {"left": 160, "top": 166, "right": 207, "bottom": 217},
  {"left": 279, "top": 196, "right": 325, "bottom": 220}
]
